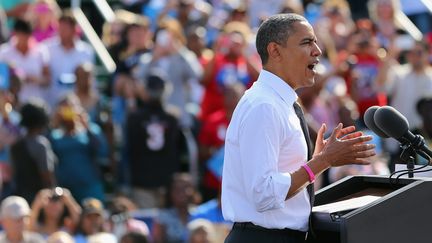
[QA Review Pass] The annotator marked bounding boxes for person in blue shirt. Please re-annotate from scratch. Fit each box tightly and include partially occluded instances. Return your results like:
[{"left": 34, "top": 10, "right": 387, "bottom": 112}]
[{"left": 49, "top": 94, "right": 108, "bottom": 203}]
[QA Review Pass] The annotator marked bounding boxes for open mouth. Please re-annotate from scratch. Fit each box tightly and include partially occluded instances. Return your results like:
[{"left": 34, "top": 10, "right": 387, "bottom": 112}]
[
  {"left": 307, "top": 64, "right": 315, "bottom": 70},
  {"left": 307, "top": 60, "right": 319, "bottom": 73}
]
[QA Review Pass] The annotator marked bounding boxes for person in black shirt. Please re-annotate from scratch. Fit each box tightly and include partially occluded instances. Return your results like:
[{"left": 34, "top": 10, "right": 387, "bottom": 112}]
[
  {"left": 126, "top": 70, "right": 182, "bottom": 209},
  {"left": 11, "top": 101, "right": 56, "bottom": 203},
  {"left": 111, "top": 15, "right": 151, "bottom": 102}
]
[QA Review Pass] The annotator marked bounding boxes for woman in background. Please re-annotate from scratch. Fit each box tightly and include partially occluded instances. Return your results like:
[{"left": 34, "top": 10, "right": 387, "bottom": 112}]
[
  {"left": 49, "top": 94, "right": 108, "bottom": 203},
  {"left": 29, "top": 0, "right": 60, "bottom": 43},
  {"left": 29, "top": 187, "right": 81, "bottom": 238}
]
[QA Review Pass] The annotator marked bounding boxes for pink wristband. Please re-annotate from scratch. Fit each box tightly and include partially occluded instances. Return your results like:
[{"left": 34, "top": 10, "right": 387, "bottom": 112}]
[{"left": 302, "top": 164, "right": 315, "bottom": 183}]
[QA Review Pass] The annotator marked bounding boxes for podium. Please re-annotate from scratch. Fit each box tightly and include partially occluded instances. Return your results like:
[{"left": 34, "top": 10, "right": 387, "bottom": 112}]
[{"left": 309, "top": 175, "right": 432, "bottom": 243}]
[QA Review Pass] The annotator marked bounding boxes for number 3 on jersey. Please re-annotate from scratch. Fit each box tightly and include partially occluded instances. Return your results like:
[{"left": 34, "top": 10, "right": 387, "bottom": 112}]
[{"left": 146, "top": 122, "right": 165, "bottom": 151}]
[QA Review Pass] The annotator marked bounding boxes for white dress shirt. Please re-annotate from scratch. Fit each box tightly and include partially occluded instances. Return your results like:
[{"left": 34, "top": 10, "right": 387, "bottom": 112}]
[
  {"left": 0, "top": 40, "right": 49, "bottom": 103},
  {"left": 221, "top": 70, "right": 310, "bottom": 231},
  {"left": 42, "top": 37, "right": 94, "bottom": 106},
  {"left": 386, "top": 64, "right": 432, "bottom": 129}
]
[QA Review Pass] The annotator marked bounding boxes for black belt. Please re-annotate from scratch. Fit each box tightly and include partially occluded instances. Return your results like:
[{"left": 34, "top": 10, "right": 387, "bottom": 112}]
[{"left": 233, "top": 222, "right": 308, "bottom": 239}]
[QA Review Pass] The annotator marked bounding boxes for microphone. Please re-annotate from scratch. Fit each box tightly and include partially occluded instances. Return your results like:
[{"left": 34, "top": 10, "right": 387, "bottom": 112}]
[
  {"left": 363, "top": 106, "right": 389, "bottom": 138},
  {"left": 374, "top": 106, "right": 432, "bottom": 159}
]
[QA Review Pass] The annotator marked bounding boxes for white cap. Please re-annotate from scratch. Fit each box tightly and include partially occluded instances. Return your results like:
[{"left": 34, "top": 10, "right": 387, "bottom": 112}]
[
  {"left": 87, "top": 233, "right": 117, "bottom": 243},
  {"left": 0, "top": 196, "right": 30, "bottom": 219}
]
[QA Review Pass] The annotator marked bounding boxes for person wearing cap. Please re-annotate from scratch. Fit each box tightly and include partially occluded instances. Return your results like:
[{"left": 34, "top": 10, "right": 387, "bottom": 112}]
[
  {"left": 133, "top": 18, "right": 202, "bottom": 129},
  {"left": 126, "top": 70, "right": 182, "bottom": 209},
  {"left": 0, "top": 195, "right": 45, "bottom": 243},
  {"left": 110, "top": 14, "right": 152, "bottom": 141},
  {"left": 74, "top": 197, "right": 115, "bottom": 243}
]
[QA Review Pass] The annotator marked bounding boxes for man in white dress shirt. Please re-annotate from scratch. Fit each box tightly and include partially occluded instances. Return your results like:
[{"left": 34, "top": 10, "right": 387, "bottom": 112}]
[
  {"left": 42, "top": 11, "right": 94, "bottom": 108},
  {"left": 221, "top": 14, "right": 376, "bottom": 243}
]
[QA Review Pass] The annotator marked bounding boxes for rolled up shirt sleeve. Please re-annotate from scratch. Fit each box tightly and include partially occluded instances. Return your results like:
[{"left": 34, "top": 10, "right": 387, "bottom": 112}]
[{"left": 238, "top": 102, "right": 291, "bottom": 212}]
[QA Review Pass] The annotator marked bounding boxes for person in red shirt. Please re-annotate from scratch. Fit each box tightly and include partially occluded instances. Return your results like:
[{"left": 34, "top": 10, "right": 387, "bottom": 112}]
[
  {"left": 198, "top": 82, "right": 245, "bottom": 201},
  {"left": 340, "top": 29, "right": 387, "bottom": 117},
  {"left": 199, "top": 21, "right": 260, "bottom": 121}
]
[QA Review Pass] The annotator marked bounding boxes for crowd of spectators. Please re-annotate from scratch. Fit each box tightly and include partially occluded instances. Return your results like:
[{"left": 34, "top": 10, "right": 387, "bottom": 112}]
[{"left": 0, "top": 0, "right": 431, "bottom": 242}]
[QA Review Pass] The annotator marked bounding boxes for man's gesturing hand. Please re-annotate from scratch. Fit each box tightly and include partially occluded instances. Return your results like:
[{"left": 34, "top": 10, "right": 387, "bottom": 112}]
[{"left": 315, "top": 123, "right": 376, "bottom": 167}]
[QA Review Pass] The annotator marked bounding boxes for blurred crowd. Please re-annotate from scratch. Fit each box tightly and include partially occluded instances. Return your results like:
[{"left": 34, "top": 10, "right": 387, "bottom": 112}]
[{"left": 0, "top": 0, "right": 431, "bottom": 242}]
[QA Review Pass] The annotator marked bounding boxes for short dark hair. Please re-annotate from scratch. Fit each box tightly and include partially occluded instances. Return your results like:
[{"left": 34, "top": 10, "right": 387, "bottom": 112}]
[
  {"left": 13, "top": 19, "right": 32, "bottom": 34},
  {"left": 120, "top": 232, "right": 148, "bottom": 243},
  {"left": 256, "top": 13, "right": 307, "bottom": 64},
  {"left": 20, "top": 101, "right": 49, "bottom": 130},
  {"left": 59, "top": 10, "right": 77, "bottom": 26}
]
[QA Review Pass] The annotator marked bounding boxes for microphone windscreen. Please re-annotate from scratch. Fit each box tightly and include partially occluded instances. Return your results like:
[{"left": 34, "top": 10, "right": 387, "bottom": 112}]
[
  {"left": 363, "top": 106, "right": 389, "bottom": 138},
  {"left": 374, "top": 106, "right": 409, "bottom": 140}
]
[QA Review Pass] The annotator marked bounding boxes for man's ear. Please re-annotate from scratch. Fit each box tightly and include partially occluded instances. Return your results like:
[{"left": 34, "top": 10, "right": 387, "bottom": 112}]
[{"left": 267, "top": 42, "right": 281, "bottom": 62}]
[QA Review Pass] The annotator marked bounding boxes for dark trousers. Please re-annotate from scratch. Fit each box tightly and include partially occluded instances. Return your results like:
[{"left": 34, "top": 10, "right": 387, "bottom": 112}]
[{"left": 225, "top": 223, "right": 307, "bottom": 243}]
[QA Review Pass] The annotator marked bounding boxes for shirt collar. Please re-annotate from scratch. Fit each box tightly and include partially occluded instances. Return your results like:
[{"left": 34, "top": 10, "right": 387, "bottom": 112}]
[{"left": 257, "top": 69, "right": 298, "bottom": 106}]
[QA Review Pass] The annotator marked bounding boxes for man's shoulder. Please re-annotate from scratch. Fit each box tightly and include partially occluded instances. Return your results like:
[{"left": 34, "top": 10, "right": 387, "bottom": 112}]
[
  {"left": 22, "top": 135, "right": 50, "bottom": 155},
  {"left": 0, "top": 43, "right": 14, "bottom": 56},
  {"left": 230, "top": 91, "right": 281, "bottom": 133},
  {"left": 239, "top": 84, "right": 280, "bottom": 109},
  {"left": 0, "top": 44, "right": 23, "bottom": 61}
]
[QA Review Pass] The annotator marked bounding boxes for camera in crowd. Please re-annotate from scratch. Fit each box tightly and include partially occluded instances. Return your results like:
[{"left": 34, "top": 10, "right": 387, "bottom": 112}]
[{"left": 50, "top": 187, "right": 64, "bottom": 201}]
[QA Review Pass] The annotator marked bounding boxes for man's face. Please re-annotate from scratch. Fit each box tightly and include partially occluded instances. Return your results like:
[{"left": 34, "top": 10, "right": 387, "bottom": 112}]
[
  {"left": 58, "top": 21, "right": 75, "bottom": 42},
  {"left": 275, "top": 21, "right": 321, "bottom": 89},
  {"left": 15, "top": 32, "right": 31, "bottom": 43}
]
